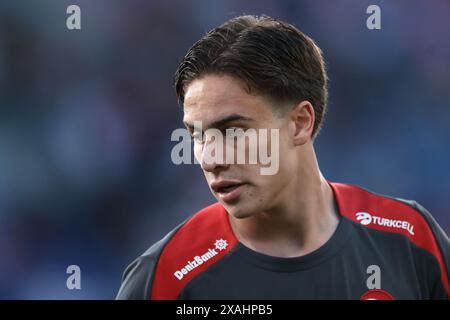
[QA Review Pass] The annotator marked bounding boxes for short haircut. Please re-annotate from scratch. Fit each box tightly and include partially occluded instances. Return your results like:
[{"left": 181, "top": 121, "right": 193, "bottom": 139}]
[{"left": 174, "top": 15, "right": 328, "bottom": 138}]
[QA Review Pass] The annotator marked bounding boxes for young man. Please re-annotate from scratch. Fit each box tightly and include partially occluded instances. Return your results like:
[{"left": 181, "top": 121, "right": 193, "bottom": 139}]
[{"left": 116, "top": 15, "right": 449, "bottom": 300}]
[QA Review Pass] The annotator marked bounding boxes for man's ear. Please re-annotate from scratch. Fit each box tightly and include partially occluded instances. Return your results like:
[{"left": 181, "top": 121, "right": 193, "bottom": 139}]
[{"left": 290, "top": 101, "right": 315, "bottom": 146}]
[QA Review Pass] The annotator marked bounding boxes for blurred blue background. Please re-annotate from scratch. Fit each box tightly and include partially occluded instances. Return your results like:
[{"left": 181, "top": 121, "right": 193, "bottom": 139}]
[{"left": 0, "top": 0, "right": 449, "bottom": 299}]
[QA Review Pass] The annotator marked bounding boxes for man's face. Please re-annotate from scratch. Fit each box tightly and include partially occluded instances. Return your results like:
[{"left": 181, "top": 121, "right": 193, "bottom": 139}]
[{"left": 183, "top": 74, "right": 298, "bottom": 219}]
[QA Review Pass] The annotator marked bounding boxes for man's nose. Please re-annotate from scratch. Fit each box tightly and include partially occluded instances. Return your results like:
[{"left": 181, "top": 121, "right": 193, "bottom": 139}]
[{"left": 200, "top": 136, "right": 229, "bottom": 173}]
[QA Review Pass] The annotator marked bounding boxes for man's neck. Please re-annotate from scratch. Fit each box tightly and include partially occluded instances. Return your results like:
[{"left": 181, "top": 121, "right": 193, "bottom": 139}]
[{"left": 228, "top": 157, "right": 340, "bottom": 258}]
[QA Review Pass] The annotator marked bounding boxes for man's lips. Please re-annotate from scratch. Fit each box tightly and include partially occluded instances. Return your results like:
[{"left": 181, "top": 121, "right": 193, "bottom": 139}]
[
  {"left": 210, "top": 180, "right": 247, "bottom": 202},
  {"left": 210, "top": 180, "right": 245, "bottom": 193}
]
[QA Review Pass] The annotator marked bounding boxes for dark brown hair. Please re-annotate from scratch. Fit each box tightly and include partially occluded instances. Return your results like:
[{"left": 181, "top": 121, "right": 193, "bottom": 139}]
[{"left": 174, "top": 15, "right": 328, "bottom": 138}]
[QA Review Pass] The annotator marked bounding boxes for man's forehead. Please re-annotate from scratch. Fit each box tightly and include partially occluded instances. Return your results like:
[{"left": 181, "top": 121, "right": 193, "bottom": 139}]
[
  {"left": 182, "top": 75, "right": 278, "bottom": 127},
  {"left": 183, "top": 75, "right": 251, "bottom": 111},
  {"left": 184, "top": 93, "right": 253, "bottom": 126}
]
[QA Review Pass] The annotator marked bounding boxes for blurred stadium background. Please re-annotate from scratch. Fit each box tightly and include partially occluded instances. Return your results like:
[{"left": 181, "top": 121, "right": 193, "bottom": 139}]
[{"left": 0, "top": 0, "right": 449, "bottom": 299}]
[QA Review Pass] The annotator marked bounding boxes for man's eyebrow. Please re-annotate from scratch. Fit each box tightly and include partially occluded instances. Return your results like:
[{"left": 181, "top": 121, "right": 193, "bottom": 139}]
[{"left": 183, "top": 114, "right": 254, "bottom": 131}]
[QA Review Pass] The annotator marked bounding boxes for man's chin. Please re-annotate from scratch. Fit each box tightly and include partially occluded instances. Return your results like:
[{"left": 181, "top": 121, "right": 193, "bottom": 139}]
[{"left": 222, "top": 203, "right": 255, "bottom": 220}]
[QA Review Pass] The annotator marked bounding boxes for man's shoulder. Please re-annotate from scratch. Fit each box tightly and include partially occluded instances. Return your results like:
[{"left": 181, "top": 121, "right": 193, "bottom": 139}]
[
  {"left": 139, "top": 202, "right": 225, "bottom": 256},
  {"left": 329, "top": 181, "right": 447, "bottom": 241},
  {"left": 330, "top": 181, "right": 449, "bottom": 296},
  {"left": 117, "top": 202, "right": 239, "bottom": 300}
]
